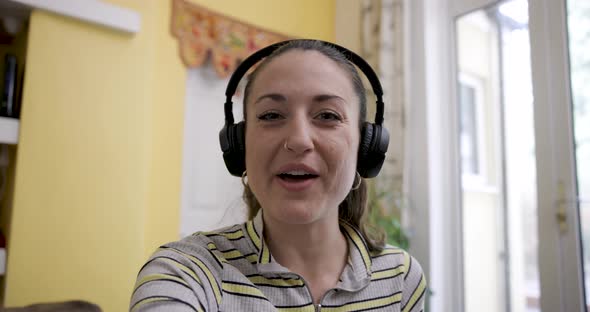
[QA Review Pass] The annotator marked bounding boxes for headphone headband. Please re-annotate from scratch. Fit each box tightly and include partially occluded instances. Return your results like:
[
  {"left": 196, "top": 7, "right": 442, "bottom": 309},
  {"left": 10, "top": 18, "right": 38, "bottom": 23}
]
[{"left": 223, "top": 39, "right": 385, "bottom": 125}]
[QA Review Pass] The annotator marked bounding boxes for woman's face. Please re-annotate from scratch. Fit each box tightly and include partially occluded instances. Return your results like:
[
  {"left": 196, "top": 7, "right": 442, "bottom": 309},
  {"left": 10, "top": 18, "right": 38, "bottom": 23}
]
[{"left": 245, "top": 50, "right": 360, "bottom": 226}]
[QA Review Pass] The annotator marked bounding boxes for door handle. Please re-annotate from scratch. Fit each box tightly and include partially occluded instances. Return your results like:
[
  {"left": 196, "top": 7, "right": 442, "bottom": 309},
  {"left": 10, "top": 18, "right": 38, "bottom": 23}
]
[
  {"left": 556, "top": 181, "right": 568, "bottom": 233},
  {"left": 556, "top": 181, "right": 587, "bottom": 234}
]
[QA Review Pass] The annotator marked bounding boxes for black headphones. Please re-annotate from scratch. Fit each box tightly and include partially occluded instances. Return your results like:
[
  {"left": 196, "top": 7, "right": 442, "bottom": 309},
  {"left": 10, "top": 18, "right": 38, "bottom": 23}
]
[{"left": 219, "top": 39, "right": 389, "bottom": 179}]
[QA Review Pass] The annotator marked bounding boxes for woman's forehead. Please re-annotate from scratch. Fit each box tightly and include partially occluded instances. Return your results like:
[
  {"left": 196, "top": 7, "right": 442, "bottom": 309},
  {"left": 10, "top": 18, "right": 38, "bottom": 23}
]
[
  {"left": 248, "top": 50, "right": 356, "bottom": 97},
  {"left": 258, "top": 49, "right": 345, "bottom": 74}
]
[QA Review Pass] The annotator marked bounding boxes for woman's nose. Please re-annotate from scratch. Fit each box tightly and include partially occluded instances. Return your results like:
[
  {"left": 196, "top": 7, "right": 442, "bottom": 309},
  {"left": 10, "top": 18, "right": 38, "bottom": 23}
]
[{"left": 284, "top": 115, "right": 314, "bottom": 154}]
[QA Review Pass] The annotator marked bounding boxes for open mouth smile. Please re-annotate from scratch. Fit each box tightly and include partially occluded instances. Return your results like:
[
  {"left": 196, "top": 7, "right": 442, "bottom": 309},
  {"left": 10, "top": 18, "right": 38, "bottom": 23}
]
[{"left": 275, "top": 166, "right": 319, "bottom": 191}]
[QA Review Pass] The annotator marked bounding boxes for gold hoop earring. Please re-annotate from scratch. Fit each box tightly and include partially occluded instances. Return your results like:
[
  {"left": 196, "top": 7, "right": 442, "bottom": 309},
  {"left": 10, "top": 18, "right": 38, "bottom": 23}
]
[
  {"left": 351, "top": 172, "right": 362, "bottom": 190},
  {"left": 241, "top": 171, "right": 248, "bottom": 187}
]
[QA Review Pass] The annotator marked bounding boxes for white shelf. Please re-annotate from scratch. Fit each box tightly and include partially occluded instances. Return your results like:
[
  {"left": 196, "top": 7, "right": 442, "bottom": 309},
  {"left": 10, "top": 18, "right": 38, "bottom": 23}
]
[
  {"left": 1, "top": 0, "right": 141, "bottom": 34},
  {"left": 0, "top": 116, "right": 19, "bottom": 144},
  {"left": 0, "top": 248, "right": 5, "bottom": 275}
]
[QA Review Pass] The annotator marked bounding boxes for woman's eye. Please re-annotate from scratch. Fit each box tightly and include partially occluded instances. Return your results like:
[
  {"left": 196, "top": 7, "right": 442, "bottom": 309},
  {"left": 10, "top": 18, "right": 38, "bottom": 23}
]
[
  {"left": 257, "top": 112, "right": 283, "bottom": 121},
  {"left": 316, "top": 111, "right": 342, "bottom": 121}
]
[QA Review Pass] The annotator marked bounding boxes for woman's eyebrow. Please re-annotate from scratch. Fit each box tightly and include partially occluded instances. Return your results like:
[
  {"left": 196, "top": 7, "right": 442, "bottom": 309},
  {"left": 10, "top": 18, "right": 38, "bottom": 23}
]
[
  {"left": 254, "top": 93, "right": 286, "bottom": 104},
  {"left": 254, "top": 93, "right": 346, "bottom": 105},
  {"left": 313, "top": 94, "right": 346, "bottom": 103}
]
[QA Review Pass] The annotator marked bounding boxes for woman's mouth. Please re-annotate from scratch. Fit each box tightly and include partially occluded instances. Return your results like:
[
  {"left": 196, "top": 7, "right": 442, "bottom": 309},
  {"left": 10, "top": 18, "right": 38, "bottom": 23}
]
[
  {"left": 276, "top": 170, "right": 319, "bottom": 191},
  {"left": 277, "top": 170, "right": 319, "bottom": 182}
]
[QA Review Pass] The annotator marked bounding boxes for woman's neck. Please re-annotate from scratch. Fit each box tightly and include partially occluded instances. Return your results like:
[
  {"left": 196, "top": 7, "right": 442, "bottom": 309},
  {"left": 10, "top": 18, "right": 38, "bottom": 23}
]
[{"left": 262, "top": 213, "right": 349, "bottom": 302}]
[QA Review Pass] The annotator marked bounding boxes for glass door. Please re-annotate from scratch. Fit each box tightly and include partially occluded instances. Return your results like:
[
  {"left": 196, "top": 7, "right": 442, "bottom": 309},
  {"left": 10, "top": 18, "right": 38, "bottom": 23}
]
[
  {"left": 529, "top": 0, "right": 587, "bottom": 310},
  {"left": 453, "top": 0, "right": 588, "bottom": 310},
  {"left": 455, "top": 1, "right": 541, "bottom": 311}
]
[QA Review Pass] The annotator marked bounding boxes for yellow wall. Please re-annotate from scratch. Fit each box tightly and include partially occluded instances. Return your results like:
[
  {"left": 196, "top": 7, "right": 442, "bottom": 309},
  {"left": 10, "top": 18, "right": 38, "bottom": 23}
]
[
  {"left": 3, "top": 1, "right": 334, "bottom": 311},
  {"left": 4, "top": 6, "right": 154, "bottom": 311},
  {"left": 190, "top": 0, "right": 335, "bottom": 40},
  {"left": 142, "top": 0, "right": 186, "bottom": 261},
  {"left": 335, "top": 0, "right": 362, "bottom": 53}
]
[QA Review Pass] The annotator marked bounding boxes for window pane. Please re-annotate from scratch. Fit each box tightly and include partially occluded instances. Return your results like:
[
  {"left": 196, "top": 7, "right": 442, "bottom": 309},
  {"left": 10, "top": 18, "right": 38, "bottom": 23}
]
[
  {"left": 456, "top": 1, "right": 541, "bottom": 311},
  {"left": 459, "top": 82, "right": 480, "bottom": 175}
]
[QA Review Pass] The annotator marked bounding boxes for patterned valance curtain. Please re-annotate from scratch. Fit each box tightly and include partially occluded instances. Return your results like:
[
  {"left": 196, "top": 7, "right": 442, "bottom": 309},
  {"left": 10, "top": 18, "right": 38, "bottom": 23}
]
[{"left": 171, "top": 0, "right": 289, "bottom": 78}]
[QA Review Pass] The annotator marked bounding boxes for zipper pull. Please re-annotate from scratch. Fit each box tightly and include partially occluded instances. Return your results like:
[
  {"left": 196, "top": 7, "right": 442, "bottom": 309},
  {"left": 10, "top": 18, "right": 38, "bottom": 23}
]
[{"left": 316, "top": 304, "right": 322, "bottom": 311}]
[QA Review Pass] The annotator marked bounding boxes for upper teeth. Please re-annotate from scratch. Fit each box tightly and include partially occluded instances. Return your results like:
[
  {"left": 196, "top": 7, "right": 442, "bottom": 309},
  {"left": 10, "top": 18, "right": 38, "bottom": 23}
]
[{"left": 283, "top": 170, "right": 311, "bottom": 175}]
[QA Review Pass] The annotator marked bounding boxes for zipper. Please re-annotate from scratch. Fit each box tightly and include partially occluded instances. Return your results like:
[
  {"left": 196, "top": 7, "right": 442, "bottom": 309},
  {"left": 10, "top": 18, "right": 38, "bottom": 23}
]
[
  {"left": 315, "top": 289, "right": 336, "bottom": 312},
  {"left": 285, "top": 272, "right": 333, "bottom": 312}
]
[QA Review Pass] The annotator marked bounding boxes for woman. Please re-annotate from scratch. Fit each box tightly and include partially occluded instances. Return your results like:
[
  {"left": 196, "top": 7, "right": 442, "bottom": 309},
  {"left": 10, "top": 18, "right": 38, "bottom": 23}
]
[{"left": 130, "top": 40, "right": 425, "bottom": 311}]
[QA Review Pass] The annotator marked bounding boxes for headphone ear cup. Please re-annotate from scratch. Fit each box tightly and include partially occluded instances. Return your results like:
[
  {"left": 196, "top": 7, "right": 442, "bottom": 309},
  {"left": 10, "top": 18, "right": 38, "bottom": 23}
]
[
  {"left": 219, "top": 121, "right": 246, "bottom": 177},
  {"left": 357, "top": 122, "right": 389, "bottom": 178},
  {"left": 357, "top": 122, "right": 374, "bottom": 178}
]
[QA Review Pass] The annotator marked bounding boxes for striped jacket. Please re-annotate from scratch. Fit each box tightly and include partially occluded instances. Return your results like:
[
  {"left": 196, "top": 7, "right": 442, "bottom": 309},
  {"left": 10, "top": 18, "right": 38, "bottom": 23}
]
[{"left": 130, "top": 213, "right": 426, "bottom": 311}]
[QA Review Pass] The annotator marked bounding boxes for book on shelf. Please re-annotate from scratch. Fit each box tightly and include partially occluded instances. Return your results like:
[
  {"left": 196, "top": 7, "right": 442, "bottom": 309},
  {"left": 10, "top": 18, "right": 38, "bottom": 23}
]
[{"left": 1, "top": 53, "right": 19, "bottom": 119}]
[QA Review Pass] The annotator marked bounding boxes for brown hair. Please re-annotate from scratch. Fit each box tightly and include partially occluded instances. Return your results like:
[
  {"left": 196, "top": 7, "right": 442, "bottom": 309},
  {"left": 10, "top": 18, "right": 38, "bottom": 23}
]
[{"left": 241, "top": 40, "right": 384, "bottom": 253}]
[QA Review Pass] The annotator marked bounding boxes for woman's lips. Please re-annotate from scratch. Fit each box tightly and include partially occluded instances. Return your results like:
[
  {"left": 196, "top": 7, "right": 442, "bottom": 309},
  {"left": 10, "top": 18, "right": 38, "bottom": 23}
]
[
  {"left": 274, "top": 163, "right": 320, "bottom": 191},
  {"left": 275, "top": 175, "right": 318, "bottom": 191}
]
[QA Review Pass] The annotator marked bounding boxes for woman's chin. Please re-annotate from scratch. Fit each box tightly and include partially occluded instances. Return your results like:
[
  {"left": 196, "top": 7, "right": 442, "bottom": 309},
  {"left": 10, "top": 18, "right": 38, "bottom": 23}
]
[{"left": 264, "top": 202, "right": 333, "bottom": 226}]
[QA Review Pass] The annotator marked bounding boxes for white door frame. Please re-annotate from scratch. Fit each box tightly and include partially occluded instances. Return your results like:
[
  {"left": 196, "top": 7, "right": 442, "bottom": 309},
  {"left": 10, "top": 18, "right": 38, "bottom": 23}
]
[
  {"left": 407, "top": 0, "right": 587, "bottom": 311},
  {"left": 529, "top": 0, "right": 586, "bottom": 310}
]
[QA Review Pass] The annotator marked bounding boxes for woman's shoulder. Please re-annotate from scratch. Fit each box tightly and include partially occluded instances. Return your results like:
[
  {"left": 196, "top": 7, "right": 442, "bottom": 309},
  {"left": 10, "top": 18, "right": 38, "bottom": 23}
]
[
  {"left": 368, "top": 245, "right": 427, "bottom": 307},
  {"left": 132, "top": 223, "right": 249, "bottom": 311},
  {"left": 154, "top": 222, "right": 246, "bottom": 254},
  {"left": 369, "top": 244, "right": 407, "bottom": 261},
  {"left": 189, "top": 222, "right": 248, "bottom": 243},
  {"left": 370, "top": 245, "right": 424, "bottom": 277},
  {"left": 147, "top": 221, "right": 257, "bottom": 268}
]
